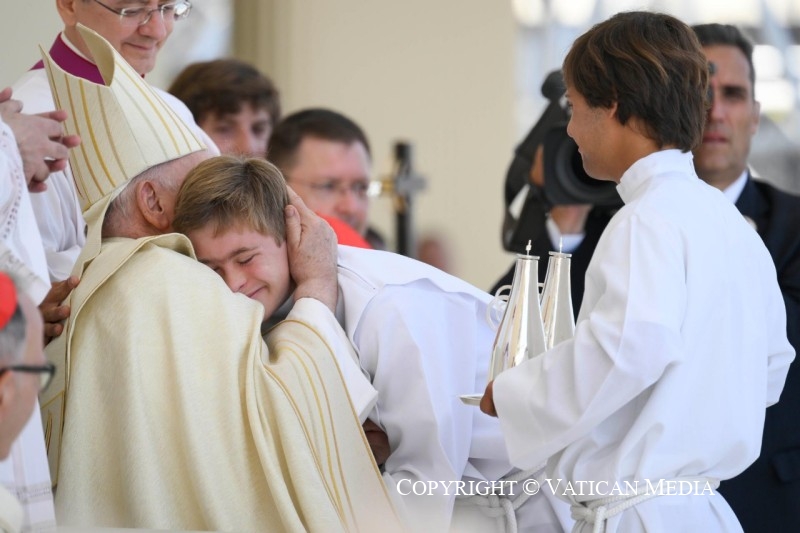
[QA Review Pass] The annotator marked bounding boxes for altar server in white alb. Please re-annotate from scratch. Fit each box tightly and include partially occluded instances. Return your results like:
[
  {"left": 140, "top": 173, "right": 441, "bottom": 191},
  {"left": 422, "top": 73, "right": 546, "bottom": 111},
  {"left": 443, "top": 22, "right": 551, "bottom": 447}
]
[
  {"left": 11, "top": 0, "right": 217, "bottom": 282},
  {"left": 480, "top": 11, "right": 795, "bottom": 533}
]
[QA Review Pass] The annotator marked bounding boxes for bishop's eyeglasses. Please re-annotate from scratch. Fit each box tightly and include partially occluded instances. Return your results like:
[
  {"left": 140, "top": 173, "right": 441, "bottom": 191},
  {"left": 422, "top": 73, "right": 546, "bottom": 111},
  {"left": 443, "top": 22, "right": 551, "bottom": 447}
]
[
  {"left": 0, "top": 363, "right": 56, "bottom": 393},
  {"left": 90, "top": 0, "right": 192, "bottom": 27}
]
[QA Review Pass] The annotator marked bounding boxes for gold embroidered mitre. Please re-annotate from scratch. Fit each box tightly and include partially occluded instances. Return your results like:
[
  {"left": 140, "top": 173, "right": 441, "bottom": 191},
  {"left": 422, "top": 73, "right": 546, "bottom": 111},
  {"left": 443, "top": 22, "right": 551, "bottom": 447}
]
[{"left": 41, "top": 24, "right": 205, "bottom": 212}]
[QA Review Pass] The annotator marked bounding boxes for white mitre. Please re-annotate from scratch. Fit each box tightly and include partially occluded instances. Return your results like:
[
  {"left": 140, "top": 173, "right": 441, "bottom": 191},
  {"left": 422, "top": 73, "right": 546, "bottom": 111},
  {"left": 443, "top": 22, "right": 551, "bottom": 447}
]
[{"left": 41, "top": 23, "right": 205, "bottom": 214}]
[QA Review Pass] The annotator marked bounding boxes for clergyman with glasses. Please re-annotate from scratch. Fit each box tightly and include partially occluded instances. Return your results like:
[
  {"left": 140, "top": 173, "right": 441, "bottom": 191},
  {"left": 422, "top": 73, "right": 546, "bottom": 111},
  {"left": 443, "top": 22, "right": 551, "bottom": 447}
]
[
  {"left": 268, "top": 108, "right": 388, "bottom": 249},
  {"left": 0, "top": 272, "right": 55, "bottom": 533},
  {"left": 10, "top": 0, "right": 219, "bottom": 287}
]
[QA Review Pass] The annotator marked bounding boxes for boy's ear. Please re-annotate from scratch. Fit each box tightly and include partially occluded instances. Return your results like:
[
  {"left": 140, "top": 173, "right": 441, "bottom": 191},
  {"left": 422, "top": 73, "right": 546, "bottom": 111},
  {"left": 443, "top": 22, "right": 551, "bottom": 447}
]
[{"left": 136, "top": 181, "right": 172, "bottom": 232}]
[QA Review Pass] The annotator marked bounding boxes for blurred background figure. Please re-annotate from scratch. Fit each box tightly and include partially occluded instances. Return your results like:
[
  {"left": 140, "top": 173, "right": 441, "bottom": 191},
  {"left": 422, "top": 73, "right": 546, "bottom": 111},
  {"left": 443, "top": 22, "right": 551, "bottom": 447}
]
[
  {"left": 268, "top": 108, "right": 388, "bottom": 250},
  {"left": 169, "top": 58, "right": 281, "bottom": 158},
  {"left": 416, "top": 231, "right": 455, "bottom": 274},
  {"left": 691, "top": 22, "right": 800, "bottom": 532}
]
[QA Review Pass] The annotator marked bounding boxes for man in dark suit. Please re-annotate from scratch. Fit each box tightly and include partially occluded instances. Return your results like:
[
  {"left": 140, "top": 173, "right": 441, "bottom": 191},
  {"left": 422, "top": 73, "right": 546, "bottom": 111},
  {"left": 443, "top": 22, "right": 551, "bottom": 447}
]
[{"left": 693, "top": 23, "right": 800, "bottom": 532}]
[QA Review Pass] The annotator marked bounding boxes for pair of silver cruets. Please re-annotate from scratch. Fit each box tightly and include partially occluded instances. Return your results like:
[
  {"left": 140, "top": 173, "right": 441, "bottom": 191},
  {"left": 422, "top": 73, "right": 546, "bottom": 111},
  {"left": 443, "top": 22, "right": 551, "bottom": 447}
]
[{"left": 460, "top": 240, "right": 576, "bottom": 406}]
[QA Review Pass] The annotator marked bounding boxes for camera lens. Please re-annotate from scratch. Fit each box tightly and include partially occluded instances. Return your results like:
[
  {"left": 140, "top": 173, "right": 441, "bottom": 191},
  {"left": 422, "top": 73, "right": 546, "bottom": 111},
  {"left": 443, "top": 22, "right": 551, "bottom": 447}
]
[{"left": 543, "top": 124, "right": 622, "bottom": 207}]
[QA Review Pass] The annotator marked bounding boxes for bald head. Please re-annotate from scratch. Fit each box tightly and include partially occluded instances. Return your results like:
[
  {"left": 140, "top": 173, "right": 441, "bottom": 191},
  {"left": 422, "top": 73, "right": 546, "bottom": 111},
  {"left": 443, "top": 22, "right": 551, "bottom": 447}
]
[{"left": 102, "top": 150, "right": 212, "bottom": 239}]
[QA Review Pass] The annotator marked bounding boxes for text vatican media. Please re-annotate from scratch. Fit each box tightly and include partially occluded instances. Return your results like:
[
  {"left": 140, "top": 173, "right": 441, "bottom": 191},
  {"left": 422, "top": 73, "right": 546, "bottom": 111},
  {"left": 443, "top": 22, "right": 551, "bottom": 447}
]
[{"left": 396, "top": 479, "right": 716, "bottom": 497}]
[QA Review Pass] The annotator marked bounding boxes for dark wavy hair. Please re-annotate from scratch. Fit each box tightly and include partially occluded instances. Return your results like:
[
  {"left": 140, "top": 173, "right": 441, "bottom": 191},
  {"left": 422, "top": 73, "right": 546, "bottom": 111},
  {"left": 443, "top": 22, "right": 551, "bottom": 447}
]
[{"left": 563, "top": 11, "right": 709, "bottom": 151}]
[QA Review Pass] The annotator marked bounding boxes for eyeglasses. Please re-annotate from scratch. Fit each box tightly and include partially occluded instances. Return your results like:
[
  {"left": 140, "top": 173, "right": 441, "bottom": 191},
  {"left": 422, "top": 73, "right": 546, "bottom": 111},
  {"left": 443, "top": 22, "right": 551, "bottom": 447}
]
[
  {"left": 0, "top": 363, "right": 56, "bottom": 393},
  {"left": 90, "top": 0, "right": 192, "bottom": 27},
  {"left": 289, "top": 179, "right": 379, "bottom": 200}
]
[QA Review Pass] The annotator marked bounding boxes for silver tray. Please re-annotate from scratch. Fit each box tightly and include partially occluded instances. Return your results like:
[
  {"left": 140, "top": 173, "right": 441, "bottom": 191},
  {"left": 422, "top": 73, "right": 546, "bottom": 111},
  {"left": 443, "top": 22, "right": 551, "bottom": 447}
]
[{"left": 459, "top": 394, "right": 483, "bottom": 407}]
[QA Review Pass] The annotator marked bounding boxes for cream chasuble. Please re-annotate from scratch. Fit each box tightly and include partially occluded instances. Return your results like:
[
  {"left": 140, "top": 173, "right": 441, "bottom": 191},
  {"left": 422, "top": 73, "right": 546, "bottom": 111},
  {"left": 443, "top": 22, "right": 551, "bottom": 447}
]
[{"left": 42, "top": 233, "right": 402, "bottom": 532}]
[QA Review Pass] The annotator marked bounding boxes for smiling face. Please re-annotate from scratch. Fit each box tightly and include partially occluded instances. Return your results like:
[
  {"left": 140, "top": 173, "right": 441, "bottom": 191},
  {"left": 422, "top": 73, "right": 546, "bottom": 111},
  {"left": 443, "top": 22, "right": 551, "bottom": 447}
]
[
  {"left": 61, "top": 0, "right": 177, "bottom": 75},
  {"left": 188, "top": 224, "right": 293, "bottom": 318},
  {"left": 565, "top": 87, "right": 621, "bottom": 182},
  {"left": 692, "top": 44, "right": 760, "bottom": 189}
]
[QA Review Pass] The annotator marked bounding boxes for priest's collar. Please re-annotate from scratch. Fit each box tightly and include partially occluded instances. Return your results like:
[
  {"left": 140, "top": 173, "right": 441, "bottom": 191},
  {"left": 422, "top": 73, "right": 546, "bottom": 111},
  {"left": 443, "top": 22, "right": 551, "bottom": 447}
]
[
  {"left": 32, "top": 32, "right": 148, "bottom": 84},
  {"left": 616, "top": 149, "right": 695, "bottom": 204},
  {"left": 31, "top": 33, "right": 104, "bottom": 85}
]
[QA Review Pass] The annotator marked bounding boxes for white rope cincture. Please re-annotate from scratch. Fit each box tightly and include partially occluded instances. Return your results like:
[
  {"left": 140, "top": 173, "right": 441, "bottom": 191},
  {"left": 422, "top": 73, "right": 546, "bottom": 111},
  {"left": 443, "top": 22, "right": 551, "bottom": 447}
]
[
  {"left": 454, "top": 465, "right": 544, "bottom": 533},
  {"left": 569, "top": 476, "right": 720, "bottom": 533}
]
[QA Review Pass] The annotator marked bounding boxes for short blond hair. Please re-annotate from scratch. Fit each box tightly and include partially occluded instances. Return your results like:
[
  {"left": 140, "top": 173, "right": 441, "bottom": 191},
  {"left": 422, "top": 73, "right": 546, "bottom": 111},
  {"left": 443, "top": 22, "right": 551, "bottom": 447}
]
[{"left": 174, "top": 156, "right": 289, "bottom": 243}]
